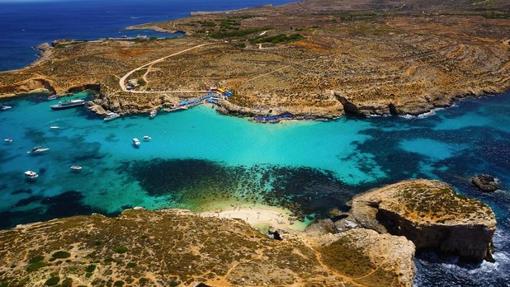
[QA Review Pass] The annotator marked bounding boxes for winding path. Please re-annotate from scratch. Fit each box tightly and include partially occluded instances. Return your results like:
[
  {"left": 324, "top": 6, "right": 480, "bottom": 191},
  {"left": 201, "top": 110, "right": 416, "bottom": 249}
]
[{"left": 118, "top": 43, "right": 212, "bottom": 94}]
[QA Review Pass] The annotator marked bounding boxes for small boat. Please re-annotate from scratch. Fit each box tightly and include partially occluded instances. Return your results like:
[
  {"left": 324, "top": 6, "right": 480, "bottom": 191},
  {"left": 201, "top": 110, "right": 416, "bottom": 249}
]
[
  {"left": 143, "top": 135, "right": 152, "bottom": 142},
  {"left": 0, "top": 104, "right": 12, "bottom": 111},
  {"left": 4, "top": 138, "right": 13, "bottom": 144},
  {"left": 70, "top": 165, "right": 83, "bottom": 172},
  {"left": 149, "top": 109, "right": 158, "bottom": 119},
  {"left": 104, "top": 111, "right": 120, "bottom": 122},
  {"left": 132, "top": 138, "right": 141, "bottom": 148},
  {"left": 47, "top": 94, "right": 58, "bottom": 100},
  {"left": 51, "top": 99, "right": 86, "bottom": 110},
  {"left": 27, "top": 146, "right": 50, "bottom": 155},
  {"left": 24, "top": 170, "right": 39, "bottom": 181},
  {"left": 49, "top": 126, "right": 60, "bottom": 130}
]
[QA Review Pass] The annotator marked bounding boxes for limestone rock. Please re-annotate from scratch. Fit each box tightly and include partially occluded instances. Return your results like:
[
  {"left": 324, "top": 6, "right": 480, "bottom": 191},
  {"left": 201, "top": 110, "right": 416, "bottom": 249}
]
[
  {"left": 351, "top": 179, "right": 496, "bottom": 261},
  {"left": 320, "top": 228, "right": 416, "bottom": 287},
  {"left": 471, "top": 174, "right": 501, "bottom": 192}
]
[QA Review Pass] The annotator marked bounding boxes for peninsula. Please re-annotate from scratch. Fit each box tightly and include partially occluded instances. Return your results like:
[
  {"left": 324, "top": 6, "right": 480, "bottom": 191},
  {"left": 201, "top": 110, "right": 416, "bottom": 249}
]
[{"left": 0, "top": 0, "right": 509, "bottom": 119}]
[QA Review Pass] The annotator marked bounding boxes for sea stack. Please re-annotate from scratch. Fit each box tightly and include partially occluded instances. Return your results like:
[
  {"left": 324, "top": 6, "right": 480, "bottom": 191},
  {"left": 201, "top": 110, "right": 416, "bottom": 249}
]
[{"left": 350, "top": 179, "right": 496, "bottom": 261}]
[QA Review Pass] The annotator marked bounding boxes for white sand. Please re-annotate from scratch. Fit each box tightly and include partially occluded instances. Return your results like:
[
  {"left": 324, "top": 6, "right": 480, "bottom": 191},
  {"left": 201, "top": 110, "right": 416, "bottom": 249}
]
[{"left": 199, "top": 203, "right": 308, "bottom": 232}]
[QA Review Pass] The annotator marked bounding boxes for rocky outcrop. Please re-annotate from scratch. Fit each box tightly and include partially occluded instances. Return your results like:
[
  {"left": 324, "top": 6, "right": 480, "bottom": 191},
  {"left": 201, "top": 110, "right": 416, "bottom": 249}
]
[
  {"left": 319, "top": 228, "right": 416, "bottom": 287},
  {"left": 350, "top": 179, "right": 497, "bottom": 261},
  {"left": 471, "top": 174, "right": 501, "bottom": 192}
]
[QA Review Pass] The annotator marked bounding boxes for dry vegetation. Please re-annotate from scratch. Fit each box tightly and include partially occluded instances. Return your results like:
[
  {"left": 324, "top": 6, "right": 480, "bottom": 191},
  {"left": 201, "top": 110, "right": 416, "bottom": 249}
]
[{"left": 0, "top": 0, "right": 509, "bottom": 118}]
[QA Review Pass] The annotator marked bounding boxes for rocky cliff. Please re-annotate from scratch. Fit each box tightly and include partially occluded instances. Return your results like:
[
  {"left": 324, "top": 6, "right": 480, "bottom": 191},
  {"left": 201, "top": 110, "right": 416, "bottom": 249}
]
[{"left": 350, "top": 179, "right": 497, "bottom": 261}]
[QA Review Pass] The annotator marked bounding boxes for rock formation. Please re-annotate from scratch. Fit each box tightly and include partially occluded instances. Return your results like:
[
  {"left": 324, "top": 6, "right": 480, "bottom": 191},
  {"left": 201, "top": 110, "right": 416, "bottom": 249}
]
[
  {"left": 350, "top": 179, "right": 497, "bottom": 261},
  {"left": 471, "top": 174, "right": 501, "bottom": 192}
]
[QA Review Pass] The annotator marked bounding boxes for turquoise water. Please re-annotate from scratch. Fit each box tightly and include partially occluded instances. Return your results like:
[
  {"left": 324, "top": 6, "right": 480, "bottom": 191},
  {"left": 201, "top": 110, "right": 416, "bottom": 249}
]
[{"left": 1, "top": 92, "right": 510, "bottom": 286}]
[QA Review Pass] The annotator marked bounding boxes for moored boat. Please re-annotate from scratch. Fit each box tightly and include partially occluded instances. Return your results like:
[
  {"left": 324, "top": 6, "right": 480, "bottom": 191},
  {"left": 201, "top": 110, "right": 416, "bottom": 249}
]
[
  {"left": 149, "top": 109, "right": 158, "bottom": 119},
  {"left": 24, "top": 170, "right": 39, "bottom": 181},
  {"left": 47, "top": 94, "right": 58, "bottom": 100},
  {"left": 132, "top": 138, "right": 141, "bottom": 148},
  {"left": 51, "top": 99, "right": 86, "bottom": 110},
  {"left": 70, "top": 165, "right": 83, "bottom": 172},
  {"left": 104, "top": 111, "right": 120, "bottom": 122},
  {"left": 0, "top": 104, "right": 12, "bottom": 111},
  {"left": 27, "top": 146, "right": 50, "bottom": 155}
]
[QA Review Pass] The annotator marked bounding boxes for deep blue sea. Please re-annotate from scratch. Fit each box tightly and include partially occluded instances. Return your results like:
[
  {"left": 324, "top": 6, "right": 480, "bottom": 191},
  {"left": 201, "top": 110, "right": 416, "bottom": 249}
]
[{"left": 1, "top": 1, "right": 510, "bottom": 286}]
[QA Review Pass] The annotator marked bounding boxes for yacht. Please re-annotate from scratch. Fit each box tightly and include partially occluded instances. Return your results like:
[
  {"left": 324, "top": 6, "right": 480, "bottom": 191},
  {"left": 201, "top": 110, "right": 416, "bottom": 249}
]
[
  {"left": 4, "top": 138, "right": 13, "bottom": 144},
  {"left": 104, "top": 111, "right": 120, "bottom": 122},
  {"left": 51, "top": 99, "right": 86, "bottom": 110},
  {"left": 143, "top": 135, "right": 152, "bottom": 142},
  {"left": 27, "top": 146, "right": 50, "bottom": 155},
  {"left": 149, "top": 109, "right": 158, "bottom": 119},
  {"left": 132, "top": 138, "right": 141, "bottom": 148},
  {"left": 70, "top": 165, "right": 83, "bottom": 172},
  {"left": 24, "top": 170, "right": 39, "bottom": 181}
]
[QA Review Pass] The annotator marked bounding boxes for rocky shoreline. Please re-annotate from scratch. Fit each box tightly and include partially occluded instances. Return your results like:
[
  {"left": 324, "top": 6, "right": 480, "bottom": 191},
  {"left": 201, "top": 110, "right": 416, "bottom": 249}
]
[{"left": 0, "top": 179, "right": 497, "bottom": 286}]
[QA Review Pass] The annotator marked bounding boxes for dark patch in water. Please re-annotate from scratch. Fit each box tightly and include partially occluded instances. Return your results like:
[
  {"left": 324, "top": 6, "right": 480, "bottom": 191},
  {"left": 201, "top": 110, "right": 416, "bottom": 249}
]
[
  {"left": 14, "top": 195, "right": 44, "bottom": 207},
  {"left": 124, "top": 159, "right": 360, "bottom": 218},
  {"left": 0, "top": 191, "right": 108, "bottom": 229}
]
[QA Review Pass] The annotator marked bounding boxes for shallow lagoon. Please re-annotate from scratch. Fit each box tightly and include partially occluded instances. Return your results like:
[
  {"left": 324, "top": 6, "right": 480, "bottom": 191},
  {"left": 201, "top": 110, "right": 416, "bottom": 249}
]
[{"left": 1, "top": 92, "right": 510, "bottom": 286}]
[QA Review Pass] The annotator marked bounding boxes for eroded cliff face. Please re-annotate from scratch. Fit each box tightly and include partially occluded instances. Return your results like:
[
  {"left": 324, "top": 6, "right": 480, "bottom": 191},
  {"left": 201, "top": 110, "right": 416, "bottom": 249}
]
[
  {"left": 350, "top": 179, "right": 497, "bottom": 261},
  {"left": 0, "top": 209, "right": 415, "bottom": 287}
]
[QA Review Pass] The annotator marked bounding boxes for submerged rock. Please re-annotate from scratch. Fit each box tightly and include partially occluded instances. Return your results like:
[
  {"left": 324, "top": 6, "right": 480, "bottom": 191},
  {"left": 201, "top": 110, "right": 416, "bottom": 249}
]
[
  {"left": 471, "top": 174, "right": 501, "bottom": 192},
  {"left": 350, "top": 179, "right": 496, "bottom": 261}
]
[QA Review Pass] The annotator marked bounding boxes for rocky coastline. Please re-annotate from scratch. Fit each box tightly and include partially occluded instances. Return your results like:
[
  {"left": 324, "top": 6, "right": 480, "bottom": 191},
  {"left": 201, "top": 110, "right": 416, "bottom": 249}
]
[{"left": 0, "top": 179, "right": 497, "bottom": 286}]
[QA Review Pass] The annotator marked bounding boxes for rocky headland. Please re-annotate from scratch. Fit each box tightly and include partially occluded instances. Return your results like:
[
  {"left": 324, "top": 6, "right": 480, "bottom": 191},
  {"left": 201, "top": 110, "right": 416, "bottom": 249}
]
[
  {"left": 348, "top": 179, "right": 497, "bottom": 261},
  {"left": 1, "top": 0, "right": 509, "bottom": 120},
  {"left": 0, "top": 179, "right": 497, "bottom": 286}
]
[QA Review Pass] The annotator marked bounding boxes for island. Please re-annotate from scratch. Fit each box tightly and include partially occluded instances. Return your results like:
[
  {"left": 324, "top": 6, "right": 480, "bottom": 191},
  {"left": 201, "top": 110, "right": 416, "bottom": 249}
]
[{"left": 0, "top": 0, "right": 509, "bottom": 120}]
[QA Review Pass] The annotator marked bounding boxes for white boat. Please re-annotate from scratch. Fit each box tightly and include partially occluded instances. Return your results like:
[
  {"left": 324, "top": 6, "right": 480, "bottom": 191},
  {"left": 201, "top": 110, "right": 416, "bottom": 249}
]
[
  {"left": 143, "top": 135, "right": 152, "bottom": 142},
  {"left": 49, "top": 126, "right": 60, "bottom": 130},
  {"left": 4, "top": 138, "right": 13, "bottom": 144},
  {"left": 149, "top": 109, "right": 158, "bottom": 119},
  {"left": 104, "top": 111, "right": 120, "bottom": 122},
  {"left": 27, "top": 146, "right": 50, "bottom": 155},
  {"left": 132, "top": 138, "right": 141, "bottom": 148},
  {"left": 24, "top": 170, "right": 39, "bottom": 181},
  {"left": 47, "top": 94, "right": 58, "bottom": 100},
  {"left": 70, "top": 165, "right": 83, "bottom": 172},
  {"left": 0, "top": 104, "right": 12, "bottom": 111}
]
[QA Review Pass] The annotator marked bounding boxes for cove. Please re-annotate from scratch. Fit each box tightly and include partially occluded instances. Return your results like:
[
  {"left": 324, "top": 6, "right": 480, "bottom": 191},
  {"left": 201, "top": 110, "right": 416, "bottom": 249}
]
[{"left": 1, "top": 92, "right": 510, "bottom": 286}]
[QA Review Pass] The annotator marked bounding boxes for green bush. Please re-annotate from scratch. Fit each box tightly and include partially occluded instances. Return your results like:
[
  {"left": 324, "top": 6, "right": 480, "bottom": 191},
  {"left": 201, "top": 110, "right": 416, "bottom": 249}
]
[
  {"left": 113, "top": 246, "right": 128, "bottom": 254},
  {"left": 51, "top": 251, "right": 71, "bottom": 259},
  {"left": 44, "top": 276, "right": 60, "bottom": 286},
  {"left": 85, "top": 264, "right": 96, "bottom": 273},
  {"left": 61, "top": 278, "right": 73, "bottom": 287}
]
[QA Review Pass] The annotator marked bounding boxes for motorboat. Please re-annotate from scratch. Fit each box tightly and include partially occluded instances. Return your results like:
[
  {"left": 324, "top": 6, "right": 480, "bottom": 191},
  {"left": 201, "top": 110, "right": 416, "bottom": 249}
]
[
  {"left": 132, "top": 138, "right": 141, "bottom": 148},
  {"left": 104, "top": 111, "right": 120, "bottom": 122},
  {"left": 4, "top": 138, "right": 13, "bottom": 144},
  {"left": 47, "top": 94, "right": 58, "bottom": 100},
  {"left": 143, "top": 135, "right": 152, "bottom": 142},
  {"left": 0, "top": 104, "right": 12, "bottom": 111},
  {"left": 49, "top": 126, "right": 60, "bottom": 130},
  {"left": 51, "top": 99, "right": 86, "bottom": 110},
  {"left": 24, "top": 170, "right": 39, "bottom": 181},
  {"left": 149, "top": 109, "right": 158, "bottom": 119},
  {"left": 70, "top": 165, "right": 83, "bottom": 173},
  {"left": 27, "top": 146, "right": 50, "bottom": 155}
]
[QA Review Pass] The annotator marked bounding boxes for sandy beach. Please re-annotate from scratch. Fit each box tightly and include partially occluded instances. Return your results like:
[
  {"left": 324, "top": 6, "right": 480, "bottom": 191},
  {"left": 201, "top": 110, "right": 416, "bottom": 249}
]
[{"left": 199, "top": 202, "right": 309, "bottom": 232}]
